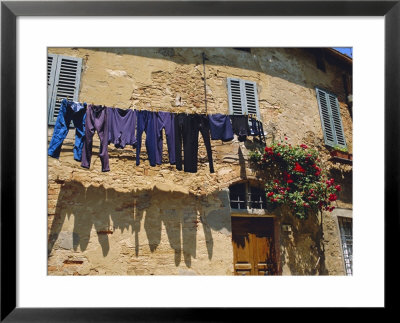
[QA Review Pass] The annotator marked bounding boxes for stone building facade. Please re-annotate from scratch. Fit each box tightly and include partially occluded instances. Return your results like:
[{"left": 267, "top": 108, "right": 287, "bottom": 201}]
[{"left": 47, "top": 47, "right": 353, "bottom": 276}]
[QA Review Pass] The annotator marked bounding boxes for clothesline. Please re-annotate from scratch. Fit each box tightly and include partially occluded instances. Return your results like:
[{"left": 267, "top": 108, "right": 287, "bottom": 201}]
[
  {"left": 55, "top": 98, "right": 264, "bottom": 123},
  {"left": 48, "top": 98, "right": 265, "bottom": 173}
]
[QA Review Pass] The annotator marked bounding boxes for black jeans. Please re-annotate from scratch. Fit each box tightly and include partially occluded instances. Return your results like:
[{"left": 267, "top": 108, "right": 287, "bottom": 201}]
[{"left": 175, "top": 113, "right": 214, "bottom": 173}]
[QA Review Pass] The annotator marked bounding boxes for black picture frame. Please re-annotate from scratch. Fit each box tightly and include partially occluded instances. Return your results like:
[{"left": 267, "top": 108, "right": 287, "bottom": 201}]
[{"left": 1, "top": 1, "right": 397, "bottom": 321}]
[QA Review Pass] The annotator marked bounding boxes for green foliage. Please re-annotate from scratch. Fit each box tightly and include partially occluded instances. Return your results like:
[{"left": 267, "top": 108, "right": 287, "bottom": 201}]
[
  {"left": 251, "top": 138, "right": 341, "bottom": 219},
  {"left": 332, "top": 145, "right": 348, "bottom": 153}
]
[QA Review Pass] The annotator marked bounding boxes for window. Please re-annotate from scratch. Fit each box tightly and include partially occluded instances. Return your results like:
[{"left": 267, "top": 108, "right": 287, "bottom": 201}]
[
  {"left": 338, "top": 217, "right": 353, "bottom": 275},
  {"left": 47, "top": 54, "right": 83, "bottom": 125},
  {"left": 315, "top": 87, "right": 347, "bottom": 149},
  {"left": 229, "top": 182, "right": 267, "bottom": 210},
  {"left": 227, "top": 78, "right": 260, "bottom": 119}
]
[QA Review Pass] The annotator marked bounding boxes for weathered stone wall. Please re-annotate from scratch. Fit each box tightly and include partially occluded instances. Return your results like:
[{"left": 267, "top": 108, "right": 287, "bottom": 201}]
[{"left": 47, "top": 47, "right": 352, "bottom": 275}]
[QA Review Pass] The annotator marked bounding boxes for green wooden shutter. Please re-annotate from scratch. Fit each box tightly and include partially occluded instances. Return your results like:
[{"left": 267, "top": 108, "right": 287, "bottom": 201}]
[
  {"left": 48, "top": 55, "right": 83, "bottom": 125},
  {"left": 228, "top": 78, "right": 245, "bottom": 115},
  {"left": 242, "top": 80, "right": 260, "bottom": 119},
  {"left": 316, "top": 88, "right": 346, "bottom": 148},
  {"left": 228, "top": 78, "right": 260, "bottom": 118}
]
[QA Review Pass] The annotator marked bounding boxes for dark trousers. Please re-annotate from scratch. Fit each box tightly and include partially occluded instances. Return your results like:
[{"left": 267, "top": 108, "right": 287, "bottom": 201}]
[
  {"left": 175, "top": 113, "right": 214, "bottom": 173},
  {"left": 81, "top": 105, "right": 110, "bottom": 172},
  {"left": 136, "top": 110, "right": 157, "bottom": 167},
  {"left": 156, "top": 112, "right": 176, "bottom": 165}
]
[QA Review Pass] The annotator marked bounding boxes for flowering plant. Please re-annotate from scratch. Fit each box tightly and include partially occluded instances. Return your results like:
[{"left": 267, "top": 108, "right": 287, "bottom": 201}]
[{"left": 249, "top": 138, "right": 341, "bottom": 219}]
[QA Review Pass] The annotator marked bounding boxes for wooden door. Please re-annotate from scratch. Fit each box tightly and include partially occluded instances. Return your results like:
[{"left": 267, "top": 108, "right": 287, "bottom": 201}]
[{"left": 232, "top": 217, "right": 277, "bottom": 275}]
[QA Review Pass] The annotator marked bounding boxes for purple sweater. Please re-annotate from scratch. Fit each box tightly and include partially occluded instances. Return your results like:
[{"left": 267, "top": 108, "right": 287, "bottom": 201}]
[{"left": 108, "top": 108, "right": 137, "bottom": 149}]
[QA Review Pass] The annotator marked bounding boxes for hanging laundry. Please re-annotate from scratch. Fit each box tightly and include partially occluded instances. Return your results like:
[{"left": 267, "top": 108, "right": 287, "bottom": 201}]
[
  {"left": 108, "top": 108, "right": 137, "bottom": 149},
  {"left": 175, "top": 113, "right": 214, "bottom": 173},
  {"left": 81, "top": 104, "right": 110, "bottom": 172},
  {"left": 208, "top": 113, "right": 234, "bottom": 142},
  {"left": 48, "top": 98, "right": 86, "bottom": 161},
  {"left": 249, "top": 116, "right": 266, "bottom": 143},
  {"left": 230, "top": 115, "right": 250, "bottom": 142},
  {"left": 156, "top": 111, "right": 176, "bottom": 165},
  {"left": 136, "top": 110, "right": 158, "bottom": 167}
]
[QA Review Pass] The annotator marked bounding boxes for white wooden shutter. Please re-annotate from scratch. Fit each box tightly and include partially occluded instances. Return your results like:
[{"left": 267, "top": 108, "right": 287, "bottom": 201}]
[
  {"left": 48, "top": 55, "right": 83, "bottom": 125},
  {"left": 228, "top": 78, "right": 260, "bottom": 118},
  {"left": 228, "top": 78, "right": 245, "bottom": 115},
  {"left": 242, "top": 80, "right": 260, "bottom": 119},
  {"left": 328, "top": 93, "right": 346, "bottom": 147},
  {"left": 316, "top": 88, "right": 346, "bottom": 148},
  {"left": 47, "top": 54, "right": 58, "bottom": 117}
]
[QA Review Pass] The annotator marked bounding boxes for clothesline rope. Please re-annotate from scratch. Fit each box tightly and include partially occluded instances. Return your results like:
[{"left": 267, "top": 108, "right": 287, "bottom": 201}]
[{"left": 56, "top": 97, "right": 264, "bottom": 123}]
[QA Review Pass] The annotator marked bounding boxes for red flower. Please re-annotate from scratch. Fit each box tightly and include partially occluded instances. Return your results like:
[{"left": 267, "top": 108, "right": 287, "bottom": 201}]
[
  {"left": 294, "top": 162, "right": 305, "bottom": 173},
  {"left": 335, "top": 185, "right": 341, "bottom": 192},
  {"left": 274, "top": 179, "right": 280, "bottom": 184},
  {"left": 329, "top": 206, "right": 335, "bottom": 212},
  {"left": 300, "top": 144, "right": 308, "bottom": 149},
  {"left": 285, "top": 137, "right": 288, "bottom": 140},
  {"left": 326, "top": 178, "right": 335, "bottom": 187},
  {"left": 264, "top": 146, "right": 273, "bottom": 153},
  {"left": 328, "top": 193, "right": 337, "bottom": 201},
  {"left": 287, "top": 179, "right": 293, "bottom": 184},
  {"left": 267, "top": 192, "right": 274, "bottom": 197}
]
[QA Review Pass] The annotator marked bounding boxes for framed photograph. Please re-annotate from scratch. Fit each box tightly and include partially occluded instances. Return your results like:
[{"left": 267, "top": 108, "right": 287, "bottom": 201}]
[{"left": 1, "top": 0, "right": 397, "bottom": 321}]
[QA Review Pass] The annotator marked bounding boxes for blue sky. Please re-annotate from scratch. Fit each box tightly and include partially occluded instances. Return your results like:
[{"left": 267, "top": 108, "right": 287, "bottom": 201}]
[{"left": 333, "top": 47, "right": 352, "bottom": 58}]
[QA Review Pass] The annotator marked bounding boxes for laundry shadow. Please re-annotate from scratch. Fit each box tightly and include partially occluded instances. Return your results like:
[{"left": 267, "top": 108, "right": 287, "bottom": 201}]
[{"left": 48, "top": 181, "right": 230, "bottom": 267}]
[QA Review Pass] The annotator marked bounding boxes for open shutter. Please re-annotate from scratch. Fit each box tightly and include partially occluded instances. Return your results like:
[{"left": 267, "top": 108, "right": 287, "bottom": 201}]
[
  {"left": 47, "top": 54, "right": 58, "bottom": 119},
  {"left": 48, "top": 55, "right": 83, "bottom": 125},
  {"left": 316, "top": 88, "right": 346, "bottom": 148},
  {"left": 242, "top": 80, "right": 260, "bottom": 119},
  {"left": 228, "top": 78, "right": 245, "bottom": 115},
  {"left": 328, "top": 93, "right": 346, "bottom": 147}
]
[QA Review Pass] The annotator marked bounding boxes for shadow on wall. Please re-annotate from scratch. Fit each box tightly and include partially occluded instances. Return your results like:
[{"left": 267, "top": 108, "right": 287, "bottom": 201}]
[
  {"left": 48, "top": 181, "right": 232, "bottom": 268},
  {"left": 279, "top": 207, "right": 328, "bottom": 275}
]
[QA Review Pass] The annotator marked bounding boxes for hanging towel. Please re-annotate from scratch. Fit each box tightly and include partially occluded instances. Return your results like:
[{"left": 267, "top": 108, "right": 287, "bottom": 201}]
[{"left": 208, "top": 113, "right": 234, "bottom": 142}]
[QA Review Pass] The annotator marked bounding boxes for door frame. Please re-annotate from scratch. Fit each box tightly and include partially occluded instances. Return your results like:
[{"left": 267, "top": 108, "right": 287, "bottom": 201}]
[{"left": 231, "top": 213, "right": 281, "bottom": 275}]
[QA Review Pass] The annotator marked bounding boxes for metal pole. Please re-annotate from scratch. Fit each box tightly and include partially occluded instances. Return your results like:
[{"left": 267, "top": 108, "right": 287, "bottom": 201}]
[{"left": 202, "top": 52, "right": 208, "bottom": 115}]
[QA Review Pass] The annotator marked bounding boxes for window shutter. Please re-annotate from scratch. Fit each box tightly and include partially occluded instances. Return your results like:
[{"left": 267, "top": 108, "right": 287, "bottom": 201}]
[
  {"left": 328, "top": 93, "right": 346, "bottom": 147},
  {"left": 228, "top": 78, "right": 245, "bottom": 115},
  {"left": 47, "top": 54, "right": 58, "bottom": 118},
  {"left": 227, "top": 78, "right": 260, "bottom": 119},
  {"left": 242, "top": 80, "right": 260, "bottom": 119},
  {"left": 48, "top": 55, "right": 83, "bottom": 125},
  {"left": 316, "top": 88, "right": 346, "bottom": 148}
]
